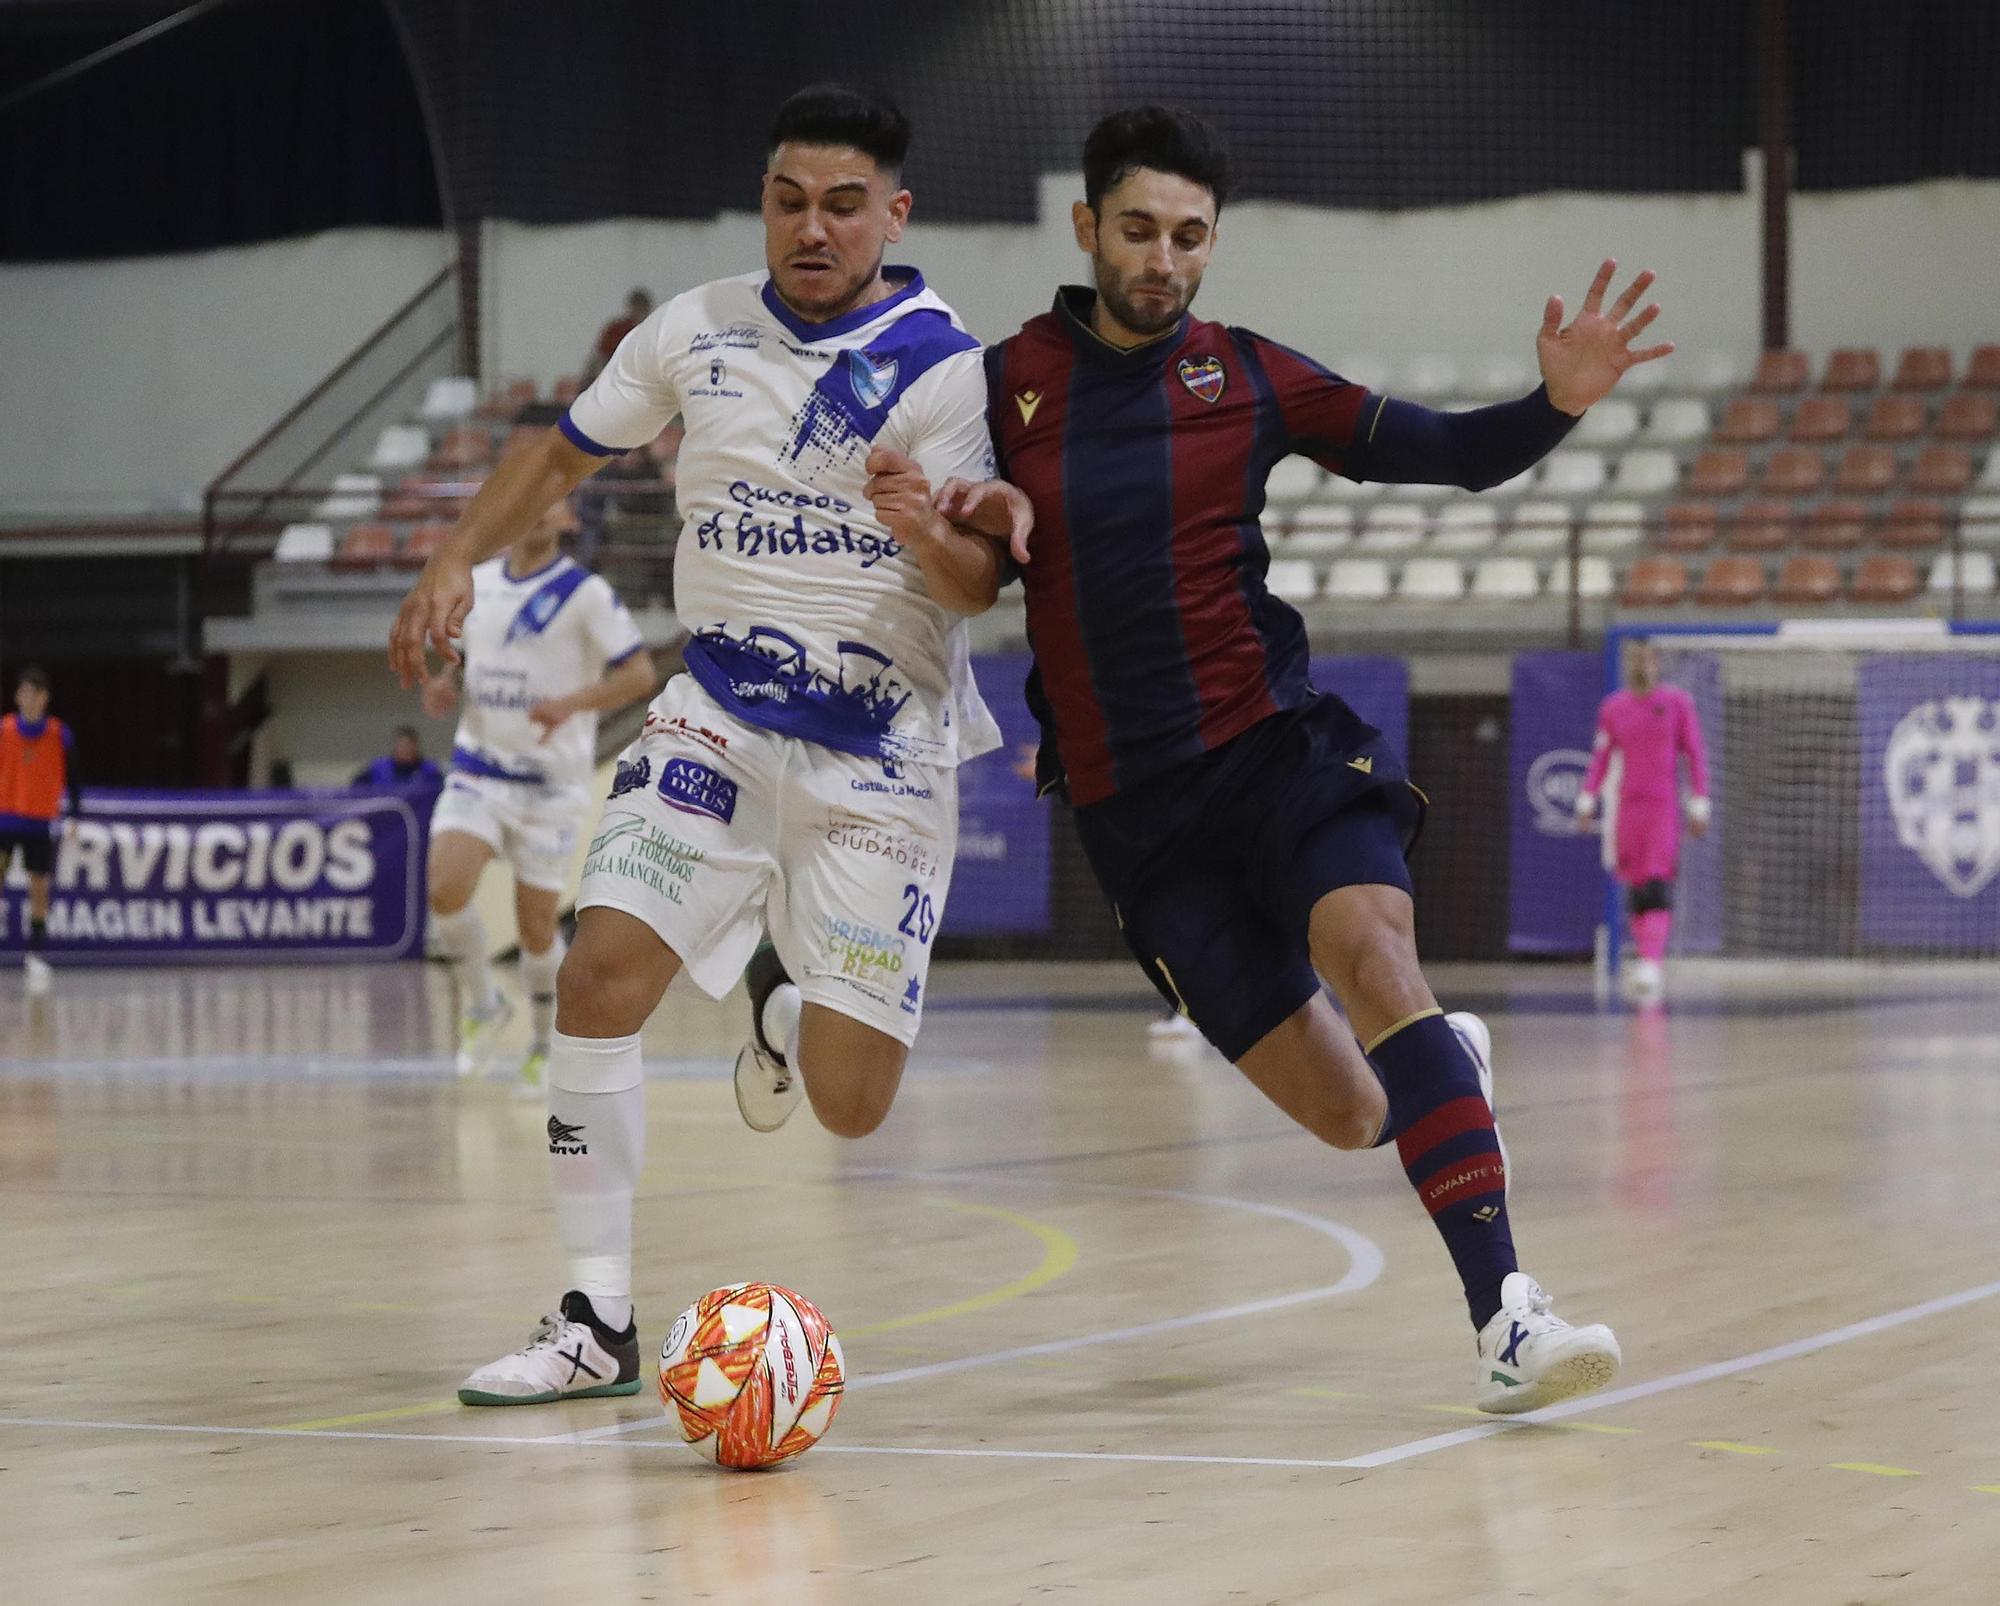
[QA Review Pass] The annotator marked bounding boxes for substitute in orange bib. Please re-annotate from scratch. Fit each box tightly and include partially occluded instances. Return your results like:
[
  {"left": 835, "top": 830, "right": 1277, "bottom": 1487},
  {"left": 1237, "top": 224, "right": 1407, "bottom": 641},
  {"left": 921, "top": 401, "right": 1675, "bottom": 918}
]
[{"left": 1, "top": 666, "right": 82, "bottom": 997}]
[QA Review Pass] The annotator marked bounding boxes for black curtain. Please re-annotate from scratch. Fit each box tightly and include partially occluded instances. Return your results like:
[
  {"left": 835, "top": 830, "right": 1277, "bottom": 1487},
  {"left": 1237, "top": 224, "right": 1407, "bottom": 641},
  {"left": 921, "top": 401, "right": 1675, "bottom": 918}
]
[{"left": 0, "top": 0, "right": 441, "bottom": 261}]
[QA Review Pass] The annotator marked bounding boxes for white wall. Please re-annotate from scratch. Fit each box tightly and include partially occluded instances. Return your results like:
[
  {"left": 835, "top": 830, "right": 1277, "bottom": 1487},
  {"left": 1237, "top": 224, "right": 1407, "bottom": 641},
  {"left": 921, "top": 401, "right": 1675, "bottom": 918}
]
[
  {"left": 239, "top": 651, "right": 457, "bottom": 790},
  {"left": 0, "top": 229, "right": 451, "bottom": 518}
]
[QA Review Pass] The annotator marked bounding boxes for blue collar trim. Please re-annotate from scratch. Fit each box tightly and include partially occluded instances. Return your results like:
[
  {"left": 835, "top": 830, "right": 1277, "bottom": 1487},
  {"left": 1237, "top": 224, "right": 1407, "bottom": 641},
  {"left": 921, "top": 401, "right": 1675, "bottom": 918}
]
[{"left": 760, "top": 265, "right": 926, "bottom": 344}]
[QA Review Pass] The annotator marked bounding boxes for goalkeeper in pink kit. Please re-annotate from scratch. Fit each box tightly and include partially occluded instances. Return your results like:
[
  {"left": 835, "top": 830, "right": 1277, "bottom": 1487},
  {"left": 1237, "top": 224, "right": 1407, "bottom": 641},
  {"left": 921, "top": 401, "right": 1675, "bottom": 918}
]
[{"left": 1575, "top": 640, "right": 1710, "bottom": 1002}]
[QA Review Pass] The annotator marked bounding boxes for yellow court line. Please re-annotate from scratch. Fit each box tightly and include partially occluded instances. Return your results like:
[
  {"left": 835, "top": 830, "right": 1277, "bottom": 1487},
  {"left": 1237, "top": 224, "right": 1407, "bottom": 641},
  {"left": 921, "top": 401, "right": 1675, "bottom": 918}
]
[
  {"left": 1425, "top": 1404, "right": 1637, "bottom": 1434},
  {"left": 1690, "top": 1440, "right": 1779, "bottom": 1455},
  {"left": 273, "top": 1399, "right": 462, "bottom": 1432},
  {"left": 842, "top": 1198, "right": 1079, "bottom": 1339},
  {"left": 1972, "top": 1485, "right": 2000, "bottom": 1495},
  {"left": 1829, "top": 1461, "right": 1922, "bottom": 1478}
]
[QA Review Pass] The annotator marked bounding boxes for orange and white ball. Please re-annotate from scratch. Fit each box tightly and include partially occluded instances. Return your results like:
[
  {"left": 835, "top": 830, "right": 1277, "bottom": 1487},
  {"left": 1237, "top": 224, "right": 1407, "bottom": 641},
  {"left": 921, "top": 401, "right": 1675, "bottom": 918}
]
[{"left": 659, "top": 1282, "right": 844, "bottom": 1469}]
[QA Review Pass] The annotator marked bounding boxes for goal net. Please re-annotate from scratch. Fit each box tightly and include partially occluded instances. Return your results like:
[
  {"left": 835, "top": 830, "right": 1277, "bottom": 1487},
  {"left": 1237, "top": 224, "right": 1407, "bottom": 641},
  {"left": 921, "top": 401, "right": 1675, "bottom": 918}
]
[{"left": 1611, "top": 621, "right": 2000, "bottom": 962}]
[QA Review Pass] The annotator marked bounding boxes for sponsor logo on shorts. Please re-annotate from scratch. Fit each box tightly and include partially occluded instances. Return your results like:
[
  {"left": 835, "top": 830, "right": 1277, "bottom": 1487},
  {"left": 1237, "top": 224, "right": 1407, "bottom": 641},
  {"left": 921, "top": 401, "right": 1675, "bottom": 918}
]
[
  {"left": 820, "top": 912, "right": 907, "bottom": 997},
  {"left": 582, "top": 811, "right": 705, "bottom": 906},
  {"left": 609, "top": 754, "right": 652, "bottom": 799},
  {"left": 825, "top": 810, "right": 938, "bottom": 881},
  {"left": 659, "top": 758, "right": 738, "bottom": 824},
  {"left": 849, "top": 777, "right": 933, "bottom": 800},
  {"left": 644, "top": 714, "right": 729, "bottom": 755},
  {"left": 901, "top": 976, "right": 922, "bottom": 1016}
]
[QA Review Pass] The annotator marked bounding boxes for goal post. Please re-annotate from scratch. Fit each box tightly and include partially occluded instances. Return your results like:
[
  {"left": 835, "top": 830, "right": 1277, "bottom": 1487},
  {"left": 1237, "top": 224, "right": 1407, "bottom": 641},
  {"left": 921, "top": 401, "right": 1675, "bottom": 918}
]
[{"left": 1598, "top": 619, "right": 2000, "bottom": 974}]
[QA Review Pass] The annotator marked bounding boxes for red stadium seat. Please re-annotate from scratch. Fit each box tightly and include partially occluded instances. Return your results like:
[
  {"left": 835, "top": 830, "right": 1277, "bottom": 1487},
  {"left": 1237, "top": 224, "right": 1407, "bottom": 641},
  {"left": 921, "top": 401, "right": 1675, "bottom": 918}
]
[
  {"left": 1968, "top": 345, "right": 2000, "bottom": 389},
  {"left": 1803, "top": 499, "right": 1870, "bottom": 550},
  {"left": 1935, "top": 394, "right": 1998, "bottom": 443},
  {"left": 1660, "top": 502, "right": 1720, "bottom": 552},
  {"left": 1687, "top": 449, "right": 1750, "bottom": 497},
  {"left": 429, "top": 426, "right": 493, "bottom": 472},
  {"left": 1751, "top": 349, "right": 1810, "bottom": 393},
  {"left": 1773, "top": 554, "right": 1842, "bottom": 606},
  {"left": 1727, "top": 499, "right": 1795, "bottom": 551},
  {"left": 332, "top": 522, "right": 396, "bottom": 570},
  {"left": 1714, "top": 397, "right": 1782, "bottom": 444},
  {"left": 400, "top": 521, "right": 454, "bottom": 567},
  {"left": 551, "top": 375, "right": 585, "bottom": 405},
  {"left": 1863, "top": 394, "right": 1926, "bottom": 442},
  {"left": 1762, "top": 447, "right": 1825, "bottom": 496},
  {"left": 476, "top": 379, "right": 536, "bottom": 420},
  {"left": 1788, "top": 396, "right": 1852, "bottom": 442},
  {"left": 1820, "top": 348, "right": 1881, "bottom": 392},
  {"left": 1697, "top": 556, "right": 1767, "bottom": 605},
  {"left": 1831, "top": 444, "right": 1895, "bottom": 495},
  {"left": 1908, "top": 446, "right": 1974, "bottom": 495},
  {"left": 1878, "top": 499, "right": 1949, "bottom": 549},
  {"left": 1891, "top": 346, "right": 1953, "bottom": 391},
  {"left": 1620, "top": 556, "right": 1689, "bottom": 607},
  {"left": 1850, "top": 553, "right": 1919, "bottom": 604}
]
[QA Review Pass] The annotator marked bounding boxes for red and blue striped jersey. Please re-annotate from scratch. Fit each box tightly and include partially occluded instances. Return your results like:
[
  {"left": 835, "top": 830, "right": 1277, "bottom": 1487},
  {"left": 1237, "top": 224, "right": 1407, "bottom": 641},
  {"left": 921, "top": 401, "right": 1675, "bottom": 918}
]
[{"left": 987, "top": 289, "right": 1370, "bottom": 805}]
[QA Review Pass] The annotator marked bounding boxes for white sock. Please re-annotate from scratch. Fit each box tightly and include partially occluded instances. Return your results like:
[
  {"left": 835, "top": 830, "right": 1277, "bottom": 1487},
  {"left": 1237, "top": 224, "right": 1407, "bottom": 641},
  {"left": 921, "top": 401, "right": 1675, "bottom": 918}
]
[
  {"left": 432, "top": 904, "right": 496, "bottom": 1014},
  {"left": 520, "top": 935, "right": 565, "bottom": 1046},
  {"left": 547, "top": 1029, "right": 643, "bottom": 1326},
  {"left": 761, "top": 980, "right": 802, "bottom": 1067}
]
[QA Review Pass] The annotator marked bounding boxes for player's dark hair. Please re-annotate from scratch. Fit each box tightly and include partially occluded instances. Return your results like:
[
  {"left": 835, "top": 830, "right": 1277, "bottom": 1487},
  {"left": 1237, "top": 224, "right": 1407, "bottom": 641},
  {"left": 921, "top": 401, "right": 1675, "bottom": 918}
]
[
  {"left": 17, "top": 664, "right": 49, "bottom": 692},
  {"left": 1083, "top": 105, "right": 1233, "bottom": 214},
  {"left": 769, "top": 83, "right": 911, "bottom": 175},
  {"left": 393, "top": 724, "right": 420, "bottom": 743}
]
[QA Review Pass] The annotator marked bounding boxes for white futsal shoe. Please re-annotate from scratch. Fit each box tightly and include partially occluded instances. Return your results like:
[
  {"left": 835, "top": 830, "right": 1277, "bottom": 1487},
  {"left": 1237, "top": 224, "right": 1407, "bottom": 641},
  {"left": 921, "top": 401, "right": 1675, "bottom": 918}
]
[
  {"left": 1475, "top": 1272, "right": 1622, "bottom": 1415},
  {"left": 458, "top": 1290, "right": 642, "bottom": 1406},
  {"left": 454, "top": 990, "right": 514, "bottom": 1079},
  {"left": 23, "top": 954, "right": 53, "bottom": 997},
  {"left": 515, "top": 1041, "right": 550, "bottom": 1101},
  {"left": 1446, "top": 1011, "right": 1510, "bottom": 1197},
  {"left": 734, "top": 943, "right": 804, "bottom": 1132},
  {"left": 1622, "top": 958, "right": 1664, "bottom": 1004}
]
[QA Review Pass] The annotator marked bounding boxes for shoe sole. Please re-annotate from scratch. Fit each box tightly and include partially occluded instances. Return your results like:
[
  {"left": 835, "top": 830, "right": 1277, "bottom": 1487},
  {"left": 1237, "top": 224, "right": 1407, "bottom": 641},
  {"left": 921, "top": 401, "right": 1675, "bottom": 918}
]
[
  {"left": 458, "top": 1378, "right": 644, "bottom": 1407},
  {"left": 1477, "top": 1347, "right": 1621, "bottom": 1415},
  {"left": 733, "top": 1044, "right": 802, "bottom": 1133}
]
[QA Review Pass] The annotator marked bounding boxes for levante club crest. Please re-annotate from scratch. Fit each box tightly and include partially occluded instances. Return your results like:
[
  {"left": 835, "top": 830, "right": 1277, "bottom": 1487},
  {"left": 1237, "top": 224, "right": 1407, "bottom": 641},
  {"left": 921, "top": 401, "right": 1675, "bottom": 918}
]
[{"left": 1177, "top": 354, "right": 1226, "bottom": 403}]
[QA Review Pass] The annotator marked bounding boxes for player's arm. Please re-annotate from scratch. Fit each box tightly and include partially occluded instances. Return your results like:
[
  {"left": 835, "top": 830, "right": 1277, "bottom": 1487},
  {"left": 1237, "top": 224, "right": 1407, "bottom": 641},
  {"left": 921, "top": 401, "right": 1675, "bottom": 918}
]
[
  {"left": 866, "top": 448, "right": 1007, "bottom": 614},
  {"left": 1678, "top": 695, "right": 1712, "bottom": 836},
  {"left": 1576, "top": 709, "right": 1615, "bottom": 830},
  {"left": 527, "top": 648, "right": 658, "bottom": 739}
]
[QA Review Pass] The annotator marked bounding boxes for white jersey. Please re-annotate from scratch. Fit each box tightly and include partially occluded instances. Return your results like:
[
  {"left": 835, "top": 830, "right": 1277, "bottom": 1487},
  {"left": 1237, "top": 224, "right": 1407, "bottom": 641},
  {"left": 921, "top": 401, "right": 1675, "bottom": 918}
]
[
  {"left": 563, "top": 267, "right": 1000, "bottom": 770},
  {"left": 450, "top": 553, "right": 643, "bottom": 790}
]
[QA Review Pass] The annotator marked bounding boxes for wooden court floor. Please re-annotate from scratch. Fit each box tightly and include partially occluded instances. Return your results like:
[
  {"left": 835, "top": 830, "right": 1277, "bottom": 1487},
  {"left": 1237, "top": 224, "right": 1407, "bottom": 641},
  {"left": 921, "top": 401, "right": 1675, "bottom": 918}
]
[{"left": 3, "top": 956, "right": 1998, "bottom": 1604}]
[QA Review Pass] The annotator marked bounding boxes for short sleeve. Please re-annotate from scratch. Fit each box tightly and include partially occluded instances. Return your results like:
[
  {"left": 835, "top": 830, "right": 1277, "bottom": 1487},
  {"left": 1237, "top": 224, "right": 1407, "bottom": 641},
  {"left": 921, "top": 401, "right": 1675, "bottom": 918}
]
[
  {"left": 583, "top": 577, "right": 645, "bottom": 666},
  {"left": 1244, "top": 331, "right": 1372, "bottom": 475},
  {"left": 887, "top": 349, "right": 997, "bottom": 488},
  {"left": 563, "top": 304, "right": 683, "bottom": 456}
]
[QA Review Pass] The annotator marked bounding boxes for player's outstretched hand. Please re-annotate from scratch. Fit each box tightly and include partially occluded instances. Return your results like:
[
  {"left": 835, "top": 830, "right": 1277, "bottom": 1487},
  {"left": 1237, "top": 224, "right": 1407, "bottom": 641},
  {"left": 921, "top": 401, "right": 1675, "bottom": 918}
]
[
  {"left": 864, "top": 446, "right": 943, "bottom": 547},
  {"left": 390, "top": 555, "right": 475, "bottom": 688},
  {"left": 936, "top": 477, "right": 1035, "bottom": 566},
  {"left": 1537, "top": 259, "right": 1674, "bottom": 416}
]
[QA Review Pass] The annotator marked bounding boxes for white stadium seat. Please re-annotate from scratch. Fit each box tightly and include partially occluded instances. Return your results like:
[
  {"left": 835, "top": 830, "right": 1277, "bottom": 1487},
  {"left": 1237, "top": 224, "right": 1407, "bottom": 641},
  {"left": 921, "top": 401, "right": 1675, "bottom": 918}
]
[
  {"left": 1548, "top": 555, "right": 1616, "bottom": 599},
  {"left": 1429, "top": 503, "right": 1498, "bottom": 554},
  {"left": 1471, "top": 556, "right": 1541, "bottom": 599},
  {"left": 1355, "top": 522, "right": 1424, "bottom": 555},
  {"left": 1266, "top": 457, "right": 1324, "bottom": 502},
  {"left": 312, "top": 472, "right": 382, "bottom": 520},
  {"left": 368, "top": 424, "right": 431, "bottom": 470},
  {"left": 1581, "top": 499, "right": 1645, "bottom": 554},
  {"left": 420, "top": 376, "right": 479, "bottom": 422},
  {"left": 274, "top": 522, "right": 334, "bottom": 563},
  {"left": 1489, "top": 467, "right": 1536, "bottom": 496},
  {"left": 1645, "top": 397, "right": 1711, "bottom": 445},
  {"left": 1927, "top": 552, "right": 1997, "bottom": 595},
  {"left": 1540, "top": 450, "right": 1608, "bottom": 496},
  {"left": 1610, "top": 448, "right": 1680, "bottom": 496},
  {"left": 1279, "top": 525, "right": 1351, "bottom": 557},
  {"left": 1960, "top": 495, "right": 2000, "bottom": 546},
  {"left": 1692, "top": 350, "right": 1749, "bottom": 393},
  {"left": 1324, "top": 558, "right": 1392, "bottom": 601},
  {"left": 1397, "top": 557, "right": 1465, "bottom": 600},
  {"left": 1265, "top": 558, "right": 1320, "bottom": 601},
  {"left": 1575, "top": 398, "right": 1640, "bottom": 446}
]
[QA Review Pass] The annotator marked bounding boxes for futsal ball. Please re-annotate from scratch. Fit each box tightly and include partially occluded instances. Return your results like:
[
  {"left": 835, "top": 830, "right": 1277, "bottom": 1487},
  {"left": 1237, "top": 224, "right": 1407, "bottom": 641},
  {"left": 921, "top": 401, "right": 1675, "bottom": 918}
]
[{"left": 659, "top": 1282, "right": 845, "bottom": 1469}]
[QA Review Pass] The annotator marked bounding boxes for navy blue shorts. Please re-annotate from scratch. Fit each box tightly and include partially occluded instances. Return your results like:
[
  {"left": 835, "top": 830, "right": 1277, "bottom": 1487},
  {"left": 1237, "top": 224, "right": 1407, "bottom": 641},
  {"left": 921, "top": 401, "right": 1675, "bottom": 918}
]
[
  {"left": 1072, "top": 695, "right": 1425, "bottom": 1063},
  {"left": 0, "top": 825, "right": 54, "bottom": 877}
]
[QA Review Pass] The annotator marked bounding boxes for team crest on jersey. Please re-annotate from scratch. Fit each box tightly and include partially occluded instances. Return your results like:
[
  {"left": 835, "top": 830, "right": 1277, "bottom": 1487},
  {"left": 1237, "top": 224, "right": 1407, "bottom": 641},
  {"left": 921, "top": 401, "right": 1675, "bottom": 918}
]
[
  {"left": 847, "top": 348, "right": 900, "bottom": 410},
  {"left": 1883, "top": 695, "right": 2000, "bottom": 897},
  {"left": 1177, "top": 355, "right": 1226, "bottom": 404}
]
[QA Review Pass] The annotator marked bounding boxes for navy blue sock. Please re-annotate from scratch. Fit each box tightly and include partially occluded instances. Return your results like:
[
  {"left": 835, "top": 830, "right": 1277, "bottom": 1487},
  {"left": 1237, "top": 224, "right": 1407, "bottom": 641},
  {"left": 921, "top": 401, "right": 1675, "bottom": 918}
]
[{"left": 1369, "top": 1010, "right": 1516, "bottom": 1328}]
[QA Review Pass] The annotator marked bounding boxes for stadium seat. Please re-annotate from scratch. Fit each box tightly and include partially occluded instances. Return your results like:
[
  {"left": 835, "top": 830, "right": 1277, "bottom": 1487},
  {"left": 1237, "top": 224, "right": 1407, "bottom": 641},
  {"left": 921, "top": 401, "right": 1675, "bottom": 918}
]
[
  {"left": 1287, "top": 503, "right": 1354, "bottom": 544},
  {"left": 1280, "top": 527, "right": 1351, "bottom": 558},
  {"left": 420, "top": 376, "right": 478, "bottom": 421},
  {"left": 311, "top": 472, "right": 382, "bottom": 520},
  {"left": 1548, "top": 555, "right": 1615, "bottom": 599},
  {"left": 1804, "top": 499, "right": 1870, "bottom": 550},
  {"left": 1661, "top": 502, "right": 1720, "bottom": 552},
  {"left": 273, "top": 522, "right": 334, "bottom": 563},
  {"left": 1539, "top": 450, "right": 1607, "bottom": 497},
  {"left": 1849, "top": 553, "right": 1919, "bottom": 604},
  {"left": 1927, "top": 551, "right": 1997, "bottom": 597},
  {"left": 1502, "top": 501, "right": 1570, "bottom": 554},
  {"left": 1935, "top": 394, "right": 1999, "bottom": 443},
  {"left": 1465, "top": 355, "right": 1534, "bottom": 398},
  {"left": 1355, "top": 520, "right": 1425, "bottom": 555},
  {"left": 1788, "top": 396, "right": 1852, "bottom": 442},
  {"left": 1909, "top": 445, "right": 1973, "bottom": 494},
  {"left": 429, "top": 425, "right": 493, "bottom": 472},
  {"left": 1324, "top": 558, "right": 1392, "bottom": 601},
  {"left": 475, "top": 379, "right": 536, "bottom": 420},
  {"left": 1968, "top": 345, "right": 2000, "bottom": 389},
  {"left": 1575, "top": 398, "right": 1640, "bottom": 446},
  {"left": 1773, "top": 554, "right": 1842, "bottom": 606},
  {"left": 1821, "top": 348, "right": 1881, "bottom": 392},
  {"left": 1715, "top": 397, "right": 1782, "bottom": 444},
  {"left": 1265, "top": 559, "right": 1319, "bottom": 601},
  {"left": 1879, "top": 499, "right": 1948, "bottom": 549},
  {"left": 1469, "top": 556, "right": 1539, "bottom": 600},
  {"left": 1610, "top": 448, "right": 1679, "bottom": 497},
  {"left": 1644, "top": 397, "right": 1711, "bottom": 445},
  {"left": 551, "top": 375, "right": 585, "bottom": 405},
  {"left": 1398, "top": 557, "right": 1466, "bottom": 600},
  {"left": 1981, "top": 447, "right": 2000, "bottom": 490},
  {"left": 368, "top": 424, "right": 430, "bottom": 470},
  {"left": 1830, "top": 444, "right": 1894, "bottom": 495},
  {"left": 1892, "top": 346, "right": 1952, "bottom": 390},
  {"left": 332, "top": 522, "right": 396, "bottom": 570},
  {"left": 1620, "top": 556, "right": 1689, "bottom": 606},
  {"left": 1488, "top": 467, "right": 1535, "bottom": 496},
  {"left": 1762, "top": 447, "right": 1826, "bottom": 496},
  {"left": 1863, "top": 394, "right": 1926, "bottom": 442},
  {"left": 1698, "top": 555, "right": 1767, "bottom": 606},
  {"left": 1961, "top": 496, "right": 2000, "bottom": 546},
  {"left": 1728, "top": 498, "right": 1794, "bottom": 551},
  {"left": 1691, "top": 351, "right": 1748, "bottom": 393},
  {"left": 1750, "top": 349, "right": 1810, "bottom": 393},
  {"left": 400, "top": 521, "right": 453, "bottom": 567},
  {"left": 1401, "top": 355, "right": 1460, "bottom": 397},
  {"left": 1267, "top": 457, "right": 1324, "bottom": 503},
  {"left": 1687, "top": 449, "right": 1749, "bottom": 497},
  {"left": 1582, "top": 499, "right": 1645, "bottom": 553},
  {"left": 1431, "top": 502, "right": 1498, "bottom": 550}
]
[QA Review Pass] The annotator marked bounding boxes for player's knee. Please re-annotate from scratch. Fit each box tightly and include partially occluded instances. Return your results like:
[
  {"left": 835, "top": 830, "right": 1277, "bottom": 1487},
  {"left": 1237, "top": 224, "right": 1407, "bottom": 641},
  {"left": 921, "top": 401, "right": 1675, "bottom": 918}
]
[
  {"left": 1314, "top": 919, "right": 1422, "bottom": 1018},
  {"left": 428, "top": 881, "right": 469, "bottom": 917},
  {"left": 555, "top": 938, "right": 647, "bottom": 1034},
  {"left": 796, "top": 1024, "right": 906, "bottom": 1139},
  {"left": 1628, "top": 879, "right": 1673, "bottom": 916}
]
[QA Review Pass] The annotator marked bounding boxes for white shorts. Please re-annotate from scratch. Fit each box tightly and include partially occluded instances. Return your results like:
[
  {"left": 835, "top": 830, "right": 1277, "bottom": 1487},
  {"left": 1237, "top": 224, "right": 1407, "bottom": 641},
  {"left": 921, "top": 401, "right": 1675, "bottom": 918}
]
[
  {"left": 431, "top": 771, "right": 590, "bottom": 893},
  {"left": 577, "top": 676, "right": 957, "bottom": 1045}
]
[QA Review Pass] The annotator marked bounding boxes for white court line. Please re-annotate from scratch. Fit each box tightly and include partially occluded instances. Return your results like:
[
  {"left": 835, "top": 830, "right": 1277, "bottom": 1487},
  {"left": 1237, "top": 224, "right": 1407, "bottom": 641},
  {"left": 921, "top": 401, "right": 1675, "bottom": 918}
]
[
  {"left": 0, "top": 1417, "right": 562, "bottom": 1448},
  {"left": 570, "top": 1179, "right": 1385, "bottom": 1444}
]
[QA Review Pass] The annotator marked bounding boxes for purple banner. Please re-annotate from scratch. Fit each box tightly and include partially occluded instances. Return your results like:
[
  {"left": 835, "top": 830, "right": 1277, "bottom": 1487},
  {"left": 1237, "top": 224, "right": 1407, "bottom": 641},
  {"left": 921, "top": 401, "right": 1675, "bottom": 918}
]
[
  {"left": 1309, "top": 655, "right": 1409, "bottom": 760},
  {"left": 1507, "top": 651, "right": 1602, "bottom": 953},
  {"left": 948, "top": 654, "right": 1050, "bottom": 934},
  {"left": 0, "top": 785, "right": 438, "bottom": 964},
  {"left": 1859, "top": 654, "right": 2000, "bottom": 951}
]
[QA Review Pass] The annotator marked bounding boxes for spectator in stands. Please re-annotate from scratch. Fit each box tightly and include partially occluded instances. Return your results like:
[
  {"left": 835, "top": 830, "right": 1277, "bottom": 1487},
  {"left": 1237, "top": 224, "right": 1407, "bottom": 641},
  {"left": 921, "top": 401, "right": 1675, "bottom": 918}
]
[
  {"left": 1, "top": 666, "right": 81, "bottom": 998},
  {"left": 582, "top": 288, "right": 654, "bottom": 380},
  {"left": 353, "top": 725, "right": 443, "bottom": 789}
]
